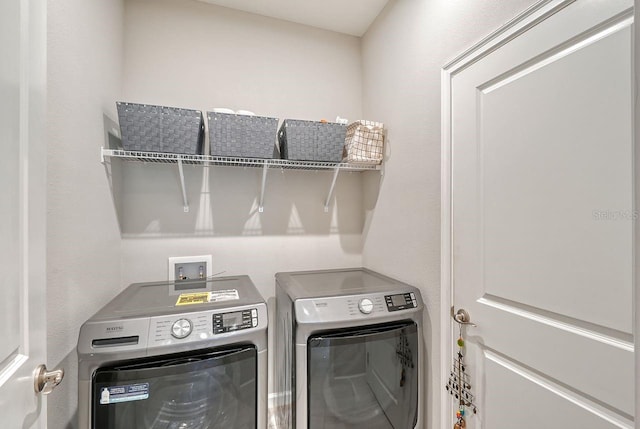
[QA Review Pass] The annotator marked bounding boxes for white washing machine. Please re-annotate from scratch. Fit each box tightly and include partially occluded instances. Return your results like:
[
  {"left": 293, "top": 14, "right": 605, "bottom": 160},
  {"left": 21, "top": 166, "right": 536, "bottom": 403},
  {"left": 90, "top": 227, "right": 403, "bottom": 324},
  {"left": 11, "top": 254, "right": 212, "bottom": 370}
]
[
  {"left": 77, "top": 276, "right": 267, "bottom": 429},
  {"left": 275, "top": 268, "right": 424, "bottom": 429}
]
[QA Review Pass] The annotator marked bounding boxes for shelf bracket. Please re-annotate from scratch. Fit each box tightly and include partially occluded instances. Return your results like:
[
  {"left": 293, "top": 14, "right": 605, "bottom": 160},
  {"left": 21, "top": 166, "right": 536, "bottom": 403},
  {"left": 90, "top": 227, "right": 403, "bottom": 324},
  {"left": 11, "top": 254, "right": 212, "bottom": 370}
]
[
  {"left": 258, "top": 162, "right": 268, "bottom": 213},
  {"left": 177, "top": 158, "right": 189, "bottom": 213},
  {"left": 324, "top": 167, "right": 341, "bottom": 213}
]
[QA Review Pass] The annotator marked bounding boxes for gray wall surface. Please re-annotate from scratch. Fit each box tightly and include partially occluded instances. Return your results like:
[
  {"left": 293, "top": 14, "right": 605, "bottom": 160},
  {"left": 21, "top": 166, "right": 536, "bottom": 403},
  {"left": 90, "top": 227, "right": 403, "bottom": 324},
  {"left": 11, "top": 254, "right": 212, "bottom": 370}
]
[{"left": 47, "top": 0, "right": 124, "bottom": 427}]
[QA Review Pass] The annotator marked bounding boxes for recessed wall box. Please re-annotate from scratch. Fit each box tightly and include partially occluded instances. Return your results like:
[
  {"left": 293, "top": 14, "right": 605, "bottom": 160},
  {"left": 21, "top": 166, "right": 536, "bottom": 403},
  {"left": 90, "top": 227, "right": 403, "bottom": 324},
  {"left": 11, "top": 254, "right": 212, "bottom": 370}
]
[{"left": 168, "top": 255, "right": 213, "bottom": 283}]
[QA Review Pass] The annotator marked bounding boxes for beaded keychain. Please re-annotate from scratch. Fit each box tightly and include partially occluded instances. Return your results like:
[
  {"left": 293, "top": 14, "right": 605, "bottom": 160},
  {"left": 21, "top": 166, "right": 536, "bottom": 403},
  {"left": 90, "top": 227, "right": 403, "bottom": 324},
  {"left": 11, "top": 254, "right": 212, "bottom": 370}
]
[{"left": 446, "top": 323, "right": 477, "bottom": 429}]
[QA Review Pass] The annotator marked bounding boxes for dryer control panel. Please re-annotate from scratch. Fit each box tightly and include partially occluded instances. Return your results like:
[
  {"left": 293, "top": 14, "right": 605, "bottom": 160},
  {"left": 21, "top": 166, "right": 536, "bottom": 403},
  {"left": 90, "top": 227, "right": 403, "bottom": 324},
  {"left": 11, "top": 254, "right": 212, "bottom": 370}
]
[{"left": 385, "top": 292, "right": 417, "bottom": 312}]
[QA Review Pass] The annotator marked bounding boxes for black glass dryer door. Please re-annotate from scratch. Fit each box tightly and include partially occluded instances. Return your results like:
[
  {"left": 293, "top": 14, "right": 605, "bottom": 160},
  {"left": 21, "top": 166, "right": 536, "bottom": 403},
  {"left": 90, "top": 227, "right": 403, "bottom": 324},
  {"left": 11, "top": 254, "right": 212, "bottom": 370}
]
[
  {"left": 92, "top": 345, "right": 256, "bottom": 429},
  {"left": 308, "top": 321, "right": 418, "bottom": 429}
]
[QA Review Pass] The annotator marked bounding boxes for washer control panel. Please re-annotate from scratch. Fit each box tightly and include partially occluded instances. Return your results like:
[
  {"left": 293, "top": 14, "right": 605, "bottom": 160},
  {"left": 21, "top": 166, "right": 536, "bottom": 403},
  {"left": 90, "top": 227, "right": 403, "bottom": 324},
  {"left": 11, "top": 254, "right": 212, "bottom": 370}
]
[
  {"left": 385, "top": 293, "right": 417, "bottom": 312},
  {"left": 171, "top": 318, "right": 193, "bottom": 339},
  {"left": 213, "top": 308, "right": 258, "bottom": 334},
  {"left": 150, "top": 307, "right": 262, "bottom": 345},
  {"left": 152, "top": 313, "right": 210, "bottom": 344}
]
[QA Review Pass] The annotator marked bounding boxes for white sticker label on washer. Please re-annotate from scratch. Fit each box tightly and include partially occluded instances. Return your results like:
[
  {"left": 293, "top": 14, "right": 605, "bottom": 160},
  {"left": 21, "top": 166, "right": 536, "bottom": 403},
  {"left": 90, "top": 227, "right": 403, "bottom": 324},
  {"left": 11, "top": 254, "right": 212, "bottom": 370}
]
[
  {"left": 208, "top": 289, "right": 239, "bottom": 302},
  {"left": 175, "top": 289, "right": 239, "bottom": 306},
  {"left": 99, "top": 383, "right": 149, "bottom": 405}
]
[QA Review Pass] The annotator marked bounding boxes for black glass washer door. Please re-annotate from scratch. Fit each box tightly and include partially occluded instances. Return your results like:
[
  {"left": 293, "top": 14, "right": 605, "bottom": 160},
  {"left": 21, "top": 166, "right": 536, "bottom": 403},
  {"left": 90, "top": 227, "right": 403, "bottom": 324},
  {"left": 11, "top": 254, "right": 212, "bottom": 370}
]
[
  {"left": 307, "top": 321, "right": 418, "bottom": 429},
  {"left": 92, "top": 345, "right": 256, "bottom": 429}
]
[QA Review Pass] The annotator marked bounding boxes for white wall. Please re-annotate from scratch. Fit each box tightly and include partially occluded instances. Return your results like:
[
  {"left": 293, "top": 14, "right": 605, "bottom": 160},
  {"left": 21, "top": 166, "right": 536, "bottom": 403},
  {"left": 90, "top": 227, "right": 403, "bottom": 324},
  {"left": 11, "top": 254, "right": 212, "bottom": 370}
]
[
  {"left": 46, "top": 0, "right": 124, "bottom": 427},
  {"left": 360, "top": 1, "right": 537, "bottom": 427},
  {"left": 123, "top": 0, "right": 363, "bottom": 124},
  {"left": 119, "top": 0, "right": 365, "bottom": 398}
]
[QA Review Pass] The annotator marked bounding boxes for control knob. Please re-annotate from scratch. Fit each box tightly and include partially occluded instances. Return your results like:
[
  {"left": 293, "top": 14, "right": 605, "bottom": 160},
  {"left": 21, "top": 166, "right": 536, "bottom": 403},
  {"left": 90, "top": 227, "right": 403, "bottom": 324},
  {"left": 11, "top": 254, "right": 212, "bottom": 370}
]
[
  {"left": 171, "top": 318, "right": 193, "bottom": 339},
  {"left": 358, "top": 298, "right": 374, "bottom": 314}
]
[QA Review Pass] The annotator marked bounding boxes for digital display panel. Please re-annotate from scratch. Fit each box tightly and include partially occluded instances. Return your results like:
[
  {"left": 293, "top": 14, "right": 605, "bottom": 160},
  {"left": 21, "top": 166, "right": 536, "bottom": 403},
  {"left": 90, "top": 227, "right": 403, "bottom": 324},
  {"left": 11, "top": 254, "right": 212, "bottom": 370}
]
[
  {"left": 391, "top": 294, "right": 407, "bottom": 307},
  {"left": 222, "top": 312, "right": 243, "bottom": 328}
]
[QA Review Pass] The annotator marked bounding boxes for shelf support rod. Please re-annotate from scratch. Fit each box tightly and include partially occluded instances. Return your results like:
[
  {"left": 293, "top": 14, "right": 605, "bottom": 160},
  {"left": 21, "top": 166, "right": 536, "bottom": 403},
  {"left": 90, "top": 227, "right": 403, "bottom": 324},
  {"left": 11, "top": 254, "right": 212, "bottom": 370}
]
[
  {"left": 258, "top": 162, "right": 268, "bottom": 213},
  {"left": 324, "top": 167, "right": 341, "bottom": 213},
  {"left": 177, "top": 158, "right": 189, "bottom": 213}
]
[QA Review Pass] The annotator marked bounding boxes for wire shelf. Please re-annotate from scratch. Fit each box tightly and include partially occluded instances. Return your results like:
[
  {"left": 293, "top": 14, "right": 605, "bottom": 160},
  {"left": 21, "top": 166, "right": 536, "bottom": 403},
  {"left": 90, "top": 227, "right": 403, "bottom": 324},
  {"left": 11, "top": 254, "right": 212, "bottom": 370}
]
[
  {"left": 101, "top": 148, "right": 381, "bottom": 172},
  {"left": 100, "top": 147, "right": 382, "bottom": 213}
]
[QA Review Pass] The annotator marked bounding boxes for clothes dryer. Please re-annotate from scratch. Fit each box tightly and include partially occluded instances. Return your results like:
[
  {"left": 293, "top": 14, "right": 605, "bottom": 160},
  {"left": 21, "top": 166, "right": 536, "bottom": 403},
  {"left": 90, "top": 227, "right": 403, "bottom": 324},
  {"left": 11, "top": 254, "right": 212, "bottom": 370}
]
[
  {"left": 275, "top": 268, "right": 423, "bottom": 429},
  {"left": 78, "top": 276, "right": 267, "bottom": 429}
]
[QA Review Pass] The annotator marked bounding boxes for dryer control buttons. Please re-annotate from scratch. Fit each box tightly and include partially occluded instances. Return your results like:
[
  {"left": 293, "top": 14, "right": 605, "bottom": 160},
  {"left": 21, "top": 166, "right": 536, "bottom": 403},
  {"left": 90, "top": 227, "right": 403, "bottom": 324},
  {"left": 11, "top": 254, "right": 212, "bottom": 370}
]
[
  {"left": 358, "top": 298, "right": 374, "bottom": 314},
  {"left": 171, "top": 318, "right": 193, "bottom": 339},
  {"left": 385, "top": 293, "right": 417, "bottom": 311}
]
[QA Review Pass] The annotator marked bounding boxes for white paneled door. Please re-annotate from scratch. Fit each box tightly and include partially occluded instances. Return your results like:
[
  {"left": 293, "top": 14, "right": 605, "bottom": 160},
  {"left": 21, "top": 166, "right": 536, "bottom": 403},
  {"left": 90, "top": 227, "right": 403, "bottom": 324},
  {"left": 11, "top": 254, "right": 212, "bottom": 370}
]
[
  {"left": 443, "top": 1, "right": 634, "bottom": 428},
  {"left": 0, "top": 0, "right": 51, "bottom": 426}
]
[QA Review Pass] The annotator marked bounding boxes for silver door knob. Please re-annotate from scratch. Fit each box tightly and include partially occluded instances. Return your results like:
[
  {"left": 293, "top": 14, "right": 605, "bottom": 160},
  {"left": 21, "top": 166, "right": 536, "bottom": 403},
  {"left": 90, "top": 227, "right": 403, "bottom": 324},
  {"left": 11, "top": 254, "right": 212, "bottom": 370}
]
[
  {"left": 451, "top": 306, "right": 477, "bottom": 327},
  {"left": 34, "top": 364, "right": 64, "bottom": 395}
]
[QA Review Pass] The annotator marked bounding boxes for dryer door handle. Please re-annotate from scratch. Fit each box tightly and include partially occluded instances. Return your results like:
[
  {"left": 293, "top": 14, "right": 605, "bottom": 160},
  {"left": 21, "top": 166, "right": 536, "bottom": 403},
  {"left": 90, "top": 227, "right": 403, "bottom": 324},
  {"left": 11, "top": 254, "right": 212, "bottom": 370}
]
[{"left": 310, "top": 321, "right": 416, "bottom": 345}]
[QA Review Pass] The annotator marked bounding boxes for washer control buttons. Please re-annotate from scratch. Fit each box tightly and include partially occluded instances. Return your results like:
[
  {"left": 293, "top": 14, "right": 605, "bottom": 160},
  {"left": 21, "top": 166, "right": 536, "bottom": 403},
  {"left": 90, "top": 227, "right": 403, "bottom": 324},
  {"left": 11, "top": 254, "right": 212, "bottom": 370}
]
[
  {"left": 171, "top": 318, "right": 193, "bottom": 339},
  {"left": 358, "top": 298, "right": 374, "bottom": 314},
  {"left": 213, "top": 308, "right": 257, "bottom": 334}
]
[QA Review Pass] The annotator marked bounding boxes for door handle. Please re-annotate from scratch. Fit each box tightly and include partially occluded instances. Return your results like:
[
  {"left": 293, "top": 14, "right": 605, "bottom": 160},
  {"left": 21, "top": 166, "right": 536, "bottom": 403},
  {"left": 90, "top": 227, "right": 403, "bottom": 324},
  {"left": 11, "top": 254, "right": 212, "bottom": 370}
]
[
  {"left": 33, "top": 364, "right": 64, "bottom": 395},
  {"left": 451, "top": 306, "right": 477, "bottom": 327}
]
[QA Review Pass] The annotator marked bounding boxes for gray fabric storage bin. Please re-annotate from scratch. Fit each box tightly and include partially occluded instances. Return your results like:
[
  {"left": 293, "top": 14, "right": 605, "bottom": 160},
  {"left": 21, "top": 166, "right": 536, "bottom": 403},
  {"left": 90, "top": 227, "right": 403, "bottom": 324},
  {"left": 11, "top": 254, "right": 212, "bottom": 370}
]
[
  {"left": 278, "top": 120, "right": 346, "bottom": 162},
  {"left": 208, "top": 112, "right": 279, "bottom": 158},
  {"left": 116, "top": 102, "right": 204, "bottom": 155}
]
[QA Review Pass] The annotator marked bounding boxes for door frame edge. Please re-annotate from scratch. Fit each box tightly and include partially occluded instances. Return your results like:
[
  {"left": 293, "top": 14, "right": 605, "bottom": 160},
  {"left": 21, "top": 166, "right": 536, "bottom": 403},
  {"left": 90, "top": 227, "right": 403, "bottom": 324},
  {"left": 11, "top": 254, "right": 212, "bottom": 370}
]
[{"left": 633, "top": 1, "right": 639, "bottom": 425}]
